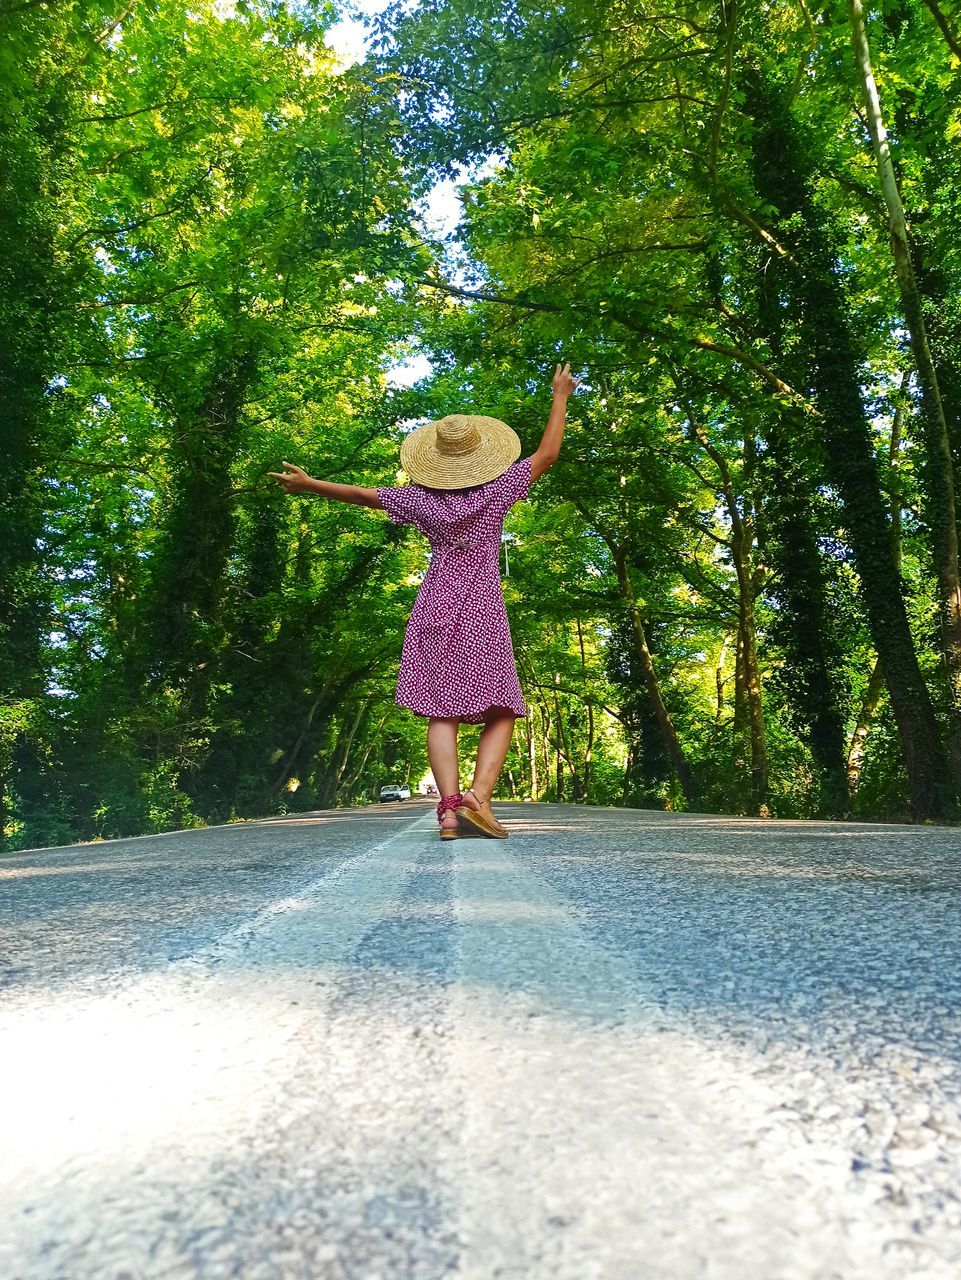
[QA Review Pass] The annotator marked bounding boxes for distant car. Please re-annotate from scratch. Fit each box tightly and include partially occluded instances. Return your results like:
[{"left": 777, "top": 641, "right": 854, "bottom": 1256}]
[{"left": 379, "top": 784, "right": 412, "bottom": 802}]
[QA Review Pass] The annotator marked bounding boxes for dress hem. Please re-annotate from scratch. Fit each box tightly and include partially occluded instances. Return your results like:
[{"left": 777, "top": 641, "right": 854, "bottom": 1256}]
[{"left": 397, "top": 696, "right": 527, "bottom": 723}]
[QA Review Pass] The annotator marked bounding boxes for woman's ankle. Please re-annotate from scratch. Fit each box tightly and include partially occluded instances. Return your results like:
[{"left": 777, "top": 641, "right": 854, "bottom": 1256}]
[{"left": 467, "top": 785, "right": 491, "bottom": 805}]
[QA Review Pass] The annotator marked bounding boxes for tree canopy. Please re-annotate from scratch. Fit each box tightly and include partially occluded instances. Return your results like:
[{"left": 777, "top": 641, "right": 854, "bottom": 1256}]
[{"left": 3, "top": 0, "right": 961, "bottom": 849}]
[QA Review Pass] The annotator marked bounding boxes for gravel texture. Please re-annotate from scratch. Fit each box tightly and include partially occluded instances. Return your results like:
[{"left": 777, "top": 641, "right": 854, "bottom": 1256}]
[{"left": 2, "top": 801, "right": 961, "bottom": 1278}]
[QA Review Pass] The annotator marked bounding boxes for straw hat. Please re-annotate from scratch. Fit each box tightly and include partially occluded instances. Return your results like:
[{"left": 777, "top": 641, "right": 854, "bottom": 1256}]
[{"left": 399, "top": 414, "right": 521, "bottom": 489}]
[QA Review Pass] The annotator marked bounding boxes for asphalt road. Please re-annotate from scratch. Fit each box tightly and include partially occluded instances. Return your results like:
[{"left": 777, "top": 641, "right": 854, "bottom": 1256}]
[{"left": 2, "top": 801, "right": 961, "bottom": 1279}]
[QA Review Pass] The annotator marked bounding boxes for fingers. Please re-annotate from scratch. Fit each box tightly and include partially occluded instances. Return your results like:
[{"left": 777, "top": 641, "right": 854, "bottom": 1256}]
[
  {"left": 551, "top": 362, "right": 578, "bottom": 390},
  {"left": 267, "top": 465, "right": 300, "bottom": 494}
]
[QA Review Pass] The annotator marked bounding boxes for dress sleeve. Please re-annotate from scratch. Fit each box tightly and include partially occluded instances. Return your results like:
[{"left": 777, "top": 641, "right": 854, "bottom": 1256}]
[
  {"left": 495, "top": 456, "right": 533, "bottom": 513},
  {"left": 376, "top": 484, "right": 425, "bottom": 531}
]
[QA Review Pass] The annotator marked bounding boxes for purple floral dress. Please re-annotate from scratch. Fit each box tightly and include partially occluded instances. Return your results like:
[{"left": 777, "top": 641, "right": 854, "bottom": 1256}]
[{"left": 376, "top": 455, "right": 533, "bottom": 724}]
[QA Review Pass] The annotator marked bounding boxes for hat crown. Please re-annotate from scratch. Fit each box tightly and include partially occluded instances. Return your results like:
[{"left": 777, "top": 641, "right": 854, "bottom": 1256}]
[
  {"left": 435, "top": 415, "right": 481, "bottom": 457},
  {"left": 398, "top": 411, "right": 520, "bottom": 488}
]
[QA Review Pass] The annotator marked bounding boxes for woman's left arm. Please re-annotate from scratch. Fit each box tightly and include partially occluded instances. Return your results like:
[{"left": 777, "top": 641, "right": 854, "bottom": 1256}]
[{"left": 268, "top": 463, "right": 384, "bottom": 509}]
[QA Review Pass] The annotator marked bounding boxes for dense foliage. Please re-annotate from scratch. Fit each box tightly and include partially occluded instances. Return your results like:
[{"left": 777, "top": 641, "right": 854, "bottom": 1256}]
[{"left": 3, "top": 0, "right": 961, "bottom": 849}]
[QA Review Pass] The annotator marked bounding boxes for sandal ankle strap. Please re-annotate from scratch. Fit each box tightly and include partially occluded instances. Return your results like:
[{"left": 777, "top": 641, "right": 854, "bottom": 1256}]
[{"left": 436, "top": 791, "right": 464, "bottom": 822}]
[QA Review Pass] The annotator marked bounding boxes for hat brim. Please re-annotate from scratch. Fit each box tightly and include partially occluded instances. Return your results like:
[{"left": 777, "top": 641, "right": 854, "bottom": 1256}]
[{"left": 399, "top": 415, "right": 521, "bottom": 489}]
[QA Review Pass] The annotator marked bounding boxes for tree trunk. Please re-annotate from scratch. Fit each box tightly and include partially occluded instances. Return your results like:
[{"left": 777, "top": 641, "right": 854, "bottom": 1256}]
[
  {"left": 752, "top": 264, "right": 851, "bottom": 816},
  {"left": 845, "top": 377, "right": 908, "bottom": 796},
  {"left": 732, "top": 624, "right": 750, "bottom": 799},
  {"left": 613, "top": 552, "right": 697, "bottom": 806},
  {"left": 577, "top": 618, "right": 595, "bottom": 802},
  {"left": 744, "top": 67, "right": 952, "bottom": 818},
  {"left": 847, "top": 659, "right": 886, "bottom": 796},
  {"left": 326, "top": 698, "right": 367, "bottom": 806},
  {"left": 849, "top": 0, "right": 961, "bottom": 787},
  {"left": 729, "top": 515, "right": 767, "bottom": 807},
  {"left": 554, "top": 694, "right": 564, "bottom": 801},
  {"left": 554, "top": 675, "right": 578, "bottom": 799},
  {"left": 914, "top": 254, "right": 961, "bottom": 542},
  {"left": 571, "top": 494, "right": 697, "bottom": 807},
  {"left": 526, "top": 710, "right": 538, "bottom": 799},
  {"left": 621, "top": 744, "right": 634, "bottom": 806},
  {"left": 274, "top": 690, "right": 328, "bottom": 793},
  {"left": 539, "top": 704, "right": 552, "bottom": 800},
  {"left": 342, "top": 712, "right": 389, "bottom": 797},
  {"left": 738, "top": 608, "right": 767, "bottom": 807},
  {"left": 715, "top": 636, "right": 730, "bottom": 722},
  {"left": 275, "top": 663, "right": 380, "bottom": 795},
  {"left": 679, "top": 398, "right": 767, "bottom": 806},
  {"left": 144, "top": 345, "right": 259, "bottom": 746},
  {"left": 0, "top": 15, "right": 76, "bottom": 849}
]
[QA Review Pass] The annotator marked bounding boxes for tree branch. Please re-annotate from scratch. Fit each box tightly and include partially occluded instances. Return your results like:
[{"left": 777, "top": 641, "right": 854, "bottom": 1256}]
[
  {"left": 416, "top": 276, "right": 812, "bottom": 408},
  {"left": 921, "top": 0, "right": 961, "bottom": 57},
  {"left": 77, "top": 101, "right": 172, "bottom": 124}
]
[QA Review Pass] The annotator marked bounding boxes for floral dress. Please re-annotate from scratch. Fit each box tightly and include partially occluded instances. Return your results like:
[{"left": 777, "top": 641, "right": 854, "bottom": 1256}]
[{"left": 376, "top": 455, "right": 532, "bottom": 723}]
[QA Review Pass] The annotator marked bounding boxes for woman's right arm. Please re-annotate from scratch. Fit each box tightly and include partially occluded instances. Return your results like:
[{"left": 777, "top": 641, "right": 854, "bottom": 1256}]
[
  {"left": 530, "top": 363, "right": 578, "bottom": 484},
  {"left": 267, "top": 463, "right": 383, "bottom": 508}
]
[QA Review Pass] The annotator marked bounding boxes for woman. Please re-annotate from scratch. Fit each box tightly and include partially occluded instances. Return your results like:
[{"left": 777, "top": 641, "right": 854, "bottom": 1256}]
[{"left": 269, "top": 361, "right": 578, "bottom": 839}]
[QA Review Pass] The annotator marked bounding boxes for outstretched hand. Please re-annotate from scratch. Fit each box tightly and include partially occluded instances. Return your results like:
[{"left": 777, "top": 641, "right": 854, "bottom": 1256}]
[
  {"left": 552, "top": 362, "right": 579, "bottom": 397},
  {"left": 267, "top": 462, "right": 314, "bottom": 494}
]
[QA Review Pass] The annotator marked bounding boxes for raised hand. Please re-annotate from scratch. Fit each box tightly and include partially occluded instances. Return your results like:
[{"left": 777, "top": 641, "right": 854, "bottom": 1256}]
[
  {"left": 551, "top": 362, "right": 579, "bottom": 397},
  {"left": 267, "top": 461, "right": 314, "bottom": 494}
]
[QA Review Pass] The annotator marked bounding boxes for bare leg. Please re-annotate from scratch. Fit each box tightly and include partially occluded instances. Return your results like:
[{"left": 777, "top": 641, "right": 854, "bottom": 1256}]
[
  {"left": 463, "top": 709, "right": 516, "bottom": 832},
  {"left": 469, "top": 709, "right": 516, "bottom": 797},
  {"left": 427, "top": 717, "right": 461, "bottom": 830}
]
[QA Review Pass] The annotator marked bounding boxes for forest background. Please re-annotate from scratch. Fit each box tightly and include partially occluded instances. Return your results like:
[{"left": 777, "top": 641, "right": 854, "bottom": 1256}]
[{"left": 3, "top": 0, "right": 961, "bottom": 852}]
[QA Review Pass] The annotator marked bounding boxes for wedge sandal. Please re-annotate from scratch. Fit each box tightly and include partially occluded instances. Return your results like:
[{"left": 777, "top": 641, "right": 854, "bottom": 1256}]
[{"left": 455, "top": 788, "right": 508, "bottom": 839}]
